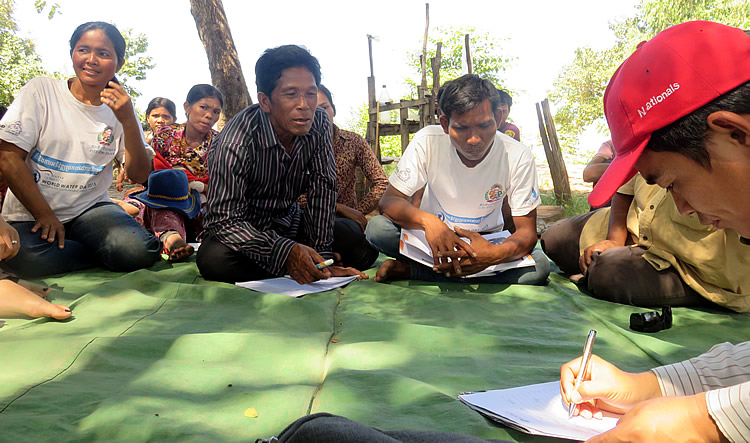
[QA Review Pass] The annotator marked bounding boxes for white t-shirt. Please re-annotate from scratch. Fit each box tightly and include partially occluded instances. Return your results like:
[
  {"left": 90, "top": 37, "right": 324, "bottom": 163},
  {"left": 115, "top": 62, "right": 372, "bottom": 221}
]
[
  {"left": 0, "top": 77, "right": 144, "bottom": 223},
  {"left": 390, "top": 124, "right": 540, "bottom": 232}
]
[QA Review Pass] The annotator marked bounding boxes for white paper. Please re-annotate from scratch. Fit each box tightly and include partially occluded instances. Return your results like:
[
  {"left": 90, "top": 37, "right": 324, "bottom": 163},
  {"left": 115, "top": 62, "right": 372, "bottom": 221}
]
[
  {"left": 235, "top": 276, "right": 358, "bottom": 298},
  {"left": 188, "top": 242, "right": 201, "bottom": 250},
  {"left": 458, "top": 381, "right": 619, "bottom": 441},
  {"left": 399, "top": 229, "right": 535, "bottom": 278}
]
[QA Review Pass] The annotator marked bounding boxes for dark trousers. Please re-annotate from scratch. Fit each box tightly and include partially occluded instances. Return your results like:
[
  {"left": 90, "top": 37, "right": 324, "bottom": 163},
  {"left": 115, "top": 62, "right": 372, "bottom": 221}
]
[
  {"left": 197, "top": 217, "right": 378, "bottom": 283},
  {"left": 540, "top": 211, "right": 713, "bottom": 308}
]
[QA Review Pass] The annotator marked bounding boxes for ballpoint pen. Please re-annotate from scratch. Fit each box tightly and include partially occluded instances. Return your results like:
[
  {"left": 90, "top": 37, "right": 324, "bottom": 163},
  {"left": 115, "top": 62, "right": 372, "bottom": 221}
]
[
  {"left": 568, "top": 329, "right": 597, "bottom": 419},
  {"left": 315, "top": 259, "right": 334, "bottom": 270}
]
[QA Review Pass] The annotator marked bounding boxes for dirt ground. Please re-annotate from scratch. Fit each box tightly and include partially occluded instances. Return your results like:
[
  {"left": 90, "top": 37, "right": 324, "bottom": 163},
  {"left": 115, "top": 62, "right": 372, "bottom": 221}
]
[{"left": 537, "top": 162, "right": 591, "bottom": 194}]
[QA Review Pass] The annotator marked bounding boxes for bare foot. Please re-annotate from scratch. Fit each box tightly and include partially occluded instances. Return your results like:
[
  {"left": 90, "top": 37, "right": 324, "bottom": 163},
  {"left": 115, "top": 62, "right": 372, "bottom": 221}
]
[
  {"left": 16, "top": 281, "right": 51, "bottom": 298},
  {"left": 373, "top": 259, "right": 411, "bottom": 283},
  {"left": 0, "top": 280, "right": 71, "bottom": 320},
  {"left": 163, "top": 233, "right": 195, "bottom": 262}
]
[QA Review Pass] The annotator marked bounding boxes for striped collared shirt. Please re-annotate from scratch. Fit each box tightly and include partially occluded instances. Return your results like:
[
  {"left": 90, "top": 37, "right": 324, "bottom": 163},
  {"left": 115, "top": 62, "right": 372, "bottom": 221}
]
[
  {"left": 202, "top": 104, "right": 337, "bottom": 275},
  {"left": 653, "top": 341, "right": 750, "bottom": 442}
]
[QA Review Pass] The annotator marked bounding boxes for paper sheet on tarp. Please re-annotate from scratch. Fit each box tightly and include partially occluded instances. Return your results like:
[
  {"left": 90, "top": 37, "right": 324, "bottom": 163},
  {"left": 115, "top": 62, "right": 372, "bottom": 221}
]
[
  {"left": 459, "top": 381, "right": 619, "bottom": 440},
  {"left": 1, "top": 255, "right": 748, "bottom": 442},
  {"left": 236, "top": 276, "right": 358, "bottom": 297}
]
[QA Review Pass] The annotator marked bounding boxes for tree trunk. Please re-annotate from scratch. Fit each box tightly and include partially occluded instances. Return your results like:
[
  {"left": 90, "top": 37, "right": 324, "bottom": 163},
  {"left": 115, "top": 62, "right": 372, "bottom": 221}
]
[{"left": 189, "top": 0, "right": 251, "bottom": 129}]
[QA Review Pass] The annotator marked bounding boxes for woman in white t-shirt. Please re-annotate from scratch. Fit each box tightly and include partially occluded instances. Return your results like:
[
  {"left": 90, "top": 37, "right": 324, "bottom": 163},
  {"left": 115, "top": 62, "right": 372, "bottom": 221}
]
[{"left": 0, "top": 21, "right": 160, "bottom": 278}]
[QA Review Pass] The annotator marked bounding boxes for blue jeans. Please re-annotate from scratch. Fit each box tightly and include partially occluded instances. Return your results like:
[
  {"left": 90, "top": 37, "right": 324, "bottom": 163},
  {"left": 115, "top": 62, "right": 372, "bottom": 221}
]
[
  {"left": 3, "top": 201, "right": 160, "bottom": 278},
  {"left": 365, "top": 215, "right": 550, "bottom": 285}
]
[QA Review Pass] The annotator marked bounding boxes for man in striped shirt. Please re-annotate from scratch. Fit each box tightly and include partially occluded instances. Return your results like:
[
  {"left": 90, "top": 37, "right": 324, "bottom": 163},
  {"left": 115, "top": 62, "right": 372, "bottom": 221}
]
[
  {"left": 560, "top": 22, "right": 750, "bottom": 442},
  {"left": 197, "top": 45, "right": 365, "bottom": 285}
]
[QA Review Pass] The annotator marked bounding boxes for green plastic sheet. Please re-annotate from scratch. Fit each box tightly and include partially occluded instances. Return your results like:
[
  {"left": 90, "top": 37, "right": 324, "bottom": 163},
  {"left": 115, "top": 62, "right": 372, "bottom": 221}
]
[{"left": 1, "top": 256, "right": 748, "bottom": 441}]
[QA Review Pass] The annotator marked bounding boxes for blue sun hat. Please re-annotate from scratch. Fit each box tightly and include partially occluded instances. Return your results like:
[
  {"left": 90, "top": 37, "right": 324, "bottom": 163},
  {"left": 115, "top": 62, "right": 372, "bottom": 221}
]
[{"left": 131, "top": 169, "right": 201, "bottom": 219}]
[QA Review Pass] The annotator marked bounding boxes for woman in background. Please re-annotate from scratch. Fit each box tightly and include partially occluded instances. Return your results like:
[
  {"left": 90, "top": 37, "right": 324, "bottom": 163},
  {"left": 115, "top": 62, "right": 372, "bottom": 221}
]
[
  {"left": 123, "top": 84, "right": 223, "bottom": 261},
  {"left": 115, "top": 96, "right": 176, "bottom": 191}
]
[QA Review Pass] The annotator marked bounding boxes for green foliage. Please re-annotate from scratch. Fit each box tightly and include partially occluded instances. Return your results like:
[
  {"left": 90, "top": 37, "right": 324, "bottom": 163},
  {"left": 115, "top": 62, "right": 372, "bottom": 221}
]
[
  {"left": 0, "top": 1, "right": 153, "bottom": 106},
  {"left": 405, "top": 26, "right": 514, "bottom": 94},
  {"left": 0, "top": 0, "right": 52, "bottom": 106},
  {"left": 118, "top": 28, "right": 154, "bottom": 99},
  {"left": 549, "top": 0, "right": 750, "bottom": 153},
  {"left": 540, "top": 190, "right": 591, "bottom": 218},
  {"left": 33, "top": 0, "right": 60, "bottom": 19},
  {"left": 346, "top": 103, "right": 405, "bottom": 158}
]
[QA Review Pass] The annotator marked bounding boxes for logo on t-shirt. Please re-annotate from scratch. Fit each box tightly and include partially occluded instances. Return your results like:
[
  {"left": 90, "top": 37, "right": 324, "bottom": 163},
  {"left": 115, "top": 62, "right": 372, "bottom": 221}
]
[
  {"left": 0, "top": 120, "right": 22, "bottom": 136},
  {"left": 485, "top": 184, "right": 505, "bottom": 203},
  {"left": 98, "top": 127, "right": 114, "bottom": 146},
  {"left": 395, "top": 165, "right": 411, "bottom": 182}
]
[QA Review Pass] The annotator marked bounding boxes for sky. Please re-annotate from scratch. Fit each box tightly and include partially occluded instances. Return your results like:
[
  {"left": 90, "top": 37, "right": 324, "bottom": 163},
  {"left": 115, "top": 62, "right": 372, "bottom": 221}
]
[{"left": 13, "top": 0, "right": 641, "bottom": 158}]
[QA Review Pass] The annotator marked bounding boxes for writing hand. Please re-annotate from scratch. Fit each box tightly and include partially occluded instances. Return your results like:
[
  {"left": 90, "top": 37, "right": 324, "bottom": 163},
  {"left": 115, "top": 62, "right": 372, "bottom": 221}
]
[
  {"left": 285, "top": 243, "right": 331, "bottom": 285},
  {"left": 31, "top": 213, "right": 65, "bottom": 249},
  {"left": 560, "top": 354, "right": 661, "bottom": 419}
]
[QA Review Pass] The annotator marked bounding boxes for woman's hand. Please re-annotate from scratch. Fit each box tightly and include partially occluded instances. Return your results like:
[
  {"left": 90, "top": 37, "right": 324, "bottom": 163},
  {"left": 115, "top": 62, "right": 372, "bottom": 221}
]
[
  {"left": 100, "top": 81, "right": 137, "bottom": 124},
  {"left": 0, "top": 217, "right": 20, "bottom": 260}
]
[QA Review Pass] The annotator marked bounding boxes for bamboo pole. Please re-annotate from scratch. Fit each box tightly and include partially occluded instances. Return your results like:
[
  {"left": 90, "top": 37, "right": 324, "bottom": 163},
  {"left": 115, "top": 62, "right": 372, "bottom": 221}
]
[
  {"left": 421, "top": 3, "right": 429, "bottom": 90},
  {"left": 465, "top": 34, "right": 473, "bottom": 74}
]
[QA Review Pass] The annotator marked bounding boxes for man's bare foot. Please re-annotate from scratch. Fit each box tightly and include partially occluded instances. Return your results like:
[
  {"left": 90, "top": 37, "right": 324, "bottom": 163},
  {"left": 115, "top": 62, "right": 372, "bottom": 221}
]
[
  {"left": 0, "top": 280, "right": 71, "bottom": 320},
  {"left": 163, "top": 233, "right": 195, "bottom": 262},
  {"left": 374, "top": 259, "right": 411, "bottom": 283},
  {"left": 16, "top": 281, "right": 51, "bottom": 298}
]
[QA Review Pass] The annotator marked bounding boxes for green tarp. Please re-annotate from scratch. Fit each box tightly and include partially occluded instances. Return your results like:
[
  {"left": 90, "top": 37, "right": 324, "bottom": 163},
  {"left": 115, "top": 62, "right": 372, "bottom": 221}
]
[{"left": 1, "top": 256, "right": 748, "bottom": 441}]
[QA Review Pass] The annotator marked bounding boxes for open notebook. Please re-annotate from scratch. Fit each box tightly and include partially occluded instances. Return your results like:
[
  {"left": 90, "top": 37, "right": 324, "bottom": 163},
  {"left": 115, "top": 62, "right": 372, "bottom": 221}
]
[
  {"left": 458, "top": 381, "right": 619, "bottom": 441},
  {"left": 399, "top": 228, "right": 535, "bottom": 278}
]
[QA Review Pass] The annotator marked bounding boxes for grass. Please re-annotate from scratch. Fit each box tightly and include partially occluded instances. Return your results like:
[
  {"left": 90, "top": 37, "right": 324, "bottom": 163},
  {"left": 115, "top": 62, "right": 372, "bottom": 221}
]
[{"left": 540, "top": 190, "right": 591, "bottom": 218}]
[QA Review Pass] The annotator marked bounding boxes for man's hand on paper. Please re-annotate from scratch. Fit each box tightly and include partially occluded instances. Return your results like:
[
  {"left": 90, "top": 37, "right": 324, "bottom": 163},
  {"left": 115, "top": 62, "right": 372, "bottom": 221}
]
[
  {"left": 327, "top": 265, "right": 369, "bottom": 280},
  {"left": 285, "top": 243, "right": 331, "bottom": 285},
  {"left": 434, "top": 227, "right": 496, "bottom": 277},
  {"left": 422, "top": 216, "right": 475, "bottom": 267},
  {"left": 560, "top": 354, "right": 661, "bottom": 418},
  {"left": 587, "top": 393, "right": 725, "bottom": 443},
  {"left": 579, "top": 240, "right": 623, "bottom": 273}
]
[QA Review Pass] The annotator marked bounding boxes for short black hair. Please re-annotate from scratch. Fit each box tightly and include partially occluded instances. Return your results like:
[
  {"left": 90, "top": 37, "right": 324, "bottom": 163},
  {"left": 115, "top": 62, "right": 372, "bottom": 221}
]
[
  {"left": 438, "top": 74, "right": 500, "bottom": 120},
  {"left": 255, "top": 45, "right": 321, "bottom": 97},
  {"left": 145, "top": 97, "right": 177, "bottom": 120},
  {"left": 646, "top": 80, "right": 750, "bottom": 170},
  {"left": 318, "top": 84, "right": 335, "bottom": 115},
  {"left": 186, "top": 84, "right": 224, "bottom": 108},
  {"left": 497, "top": 89, "right": 512, "bottom": 108}
]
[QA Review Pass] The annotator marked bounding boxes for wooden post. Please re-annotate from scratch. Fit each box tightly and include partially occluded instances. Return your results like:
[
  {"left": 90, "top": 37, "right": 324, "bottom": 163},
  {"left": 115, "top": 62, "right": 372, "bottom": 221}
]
[
  {"left": 464, "top": 34, "right": 473, "bottom": 74},
  {"left": 400, "top": 106, "right": 410, "bottom": 153},
  {"left": 429, "top": 41, "right": 442, "bottom": 125},
  {"left": 536, "top": 100, "right": 571, "bottom": 202},
  {"left": 421, "top": 3, "right": 429, "bottom": 90}
]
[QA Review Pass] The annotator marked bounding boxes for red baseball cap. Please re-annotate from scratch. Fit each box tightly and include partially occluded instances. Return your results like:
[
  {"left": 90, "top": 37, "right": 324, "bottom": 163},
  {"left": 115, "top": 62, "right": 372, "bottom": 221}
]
[{"left": 589, "top": 21, "right": 750, "bottom": 208}]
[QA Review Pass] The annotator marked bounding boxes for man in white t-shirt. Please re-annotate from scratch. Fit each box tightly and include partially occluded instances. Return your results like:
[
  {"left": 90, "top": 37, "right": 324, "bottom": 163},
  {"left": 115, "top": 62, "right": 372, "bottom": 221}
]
[{"left": 365, "top": 74, "right": 549, "bottom": 285}]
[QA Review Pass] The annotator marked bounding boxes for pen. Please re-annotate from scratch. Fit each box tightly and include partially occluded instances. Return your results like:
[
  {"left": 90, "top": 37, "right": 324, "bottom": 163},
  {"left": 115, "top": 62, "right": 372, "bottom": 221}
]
[
  {"left": 568, "top": 329, "right": 597, "bottom": 419},
  {"left": 315, "top": 259, "right": 334, "bottom": 269}
]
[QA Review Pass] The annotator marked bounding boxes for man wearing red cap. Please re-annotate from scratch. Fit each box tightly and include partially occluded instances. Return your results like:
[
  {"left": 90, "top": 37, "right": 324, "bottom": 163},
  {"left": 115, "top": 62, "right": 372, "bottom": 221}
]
[{"left": 560, "top": 21, "right": 750, "bottom": 441}]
